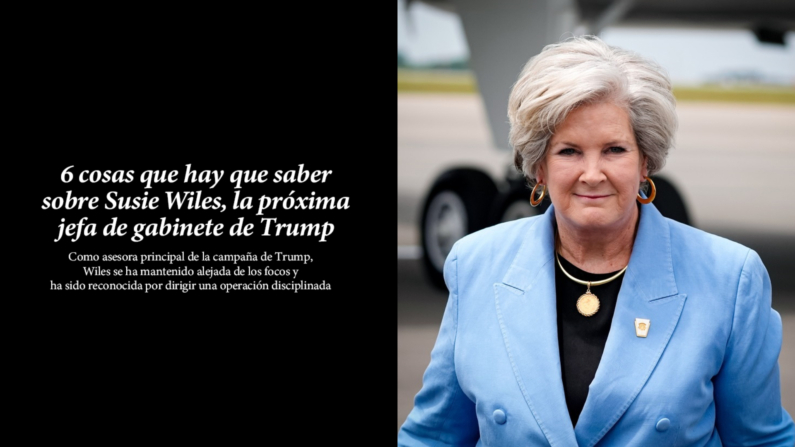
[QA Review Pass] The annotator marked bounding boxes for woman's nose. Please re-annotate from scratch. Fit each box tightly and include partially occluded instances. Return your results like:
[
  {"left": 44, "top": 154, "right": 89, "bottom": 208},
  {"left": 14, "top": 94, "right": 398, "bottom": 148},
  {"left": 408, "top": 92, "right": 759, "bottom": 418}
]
[{"left": 579, "top": 158, "right": 606, "bottom": 185}]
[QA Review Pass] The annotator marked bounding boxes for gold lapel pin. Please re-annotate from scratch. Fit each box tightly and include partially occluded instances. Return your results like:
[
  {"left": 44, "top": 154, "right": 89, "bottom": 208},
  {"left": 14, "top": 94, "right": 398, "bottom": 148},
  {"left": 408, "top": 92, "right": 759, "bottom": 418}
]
[{"left": 635, "top": 318, "right": 651, "bottom": 338}]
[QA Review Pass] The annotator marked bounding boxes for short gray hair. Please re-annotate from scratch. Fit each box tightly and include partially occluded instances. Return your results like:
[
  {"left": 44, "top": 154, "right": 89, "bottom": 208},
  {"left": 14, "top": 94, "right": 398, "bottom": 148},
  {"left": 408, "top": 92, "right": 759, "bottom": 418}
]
[{"left": 508, "top": 35, "right": 677, "bottom": 185}]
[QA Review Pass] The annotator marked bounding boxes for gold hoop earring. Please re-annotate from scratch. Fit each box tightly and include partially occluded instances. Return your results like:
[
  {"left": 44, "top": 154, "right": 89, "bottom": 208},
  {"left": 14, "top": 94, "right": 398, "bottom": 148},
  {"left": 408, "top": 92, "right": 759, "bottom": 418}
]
[
  {"left": 637, "top": 176, "right": 656, "bottom": 204},
  {"left": 530, "top": 183, "right": 546, "bottom": 207}
]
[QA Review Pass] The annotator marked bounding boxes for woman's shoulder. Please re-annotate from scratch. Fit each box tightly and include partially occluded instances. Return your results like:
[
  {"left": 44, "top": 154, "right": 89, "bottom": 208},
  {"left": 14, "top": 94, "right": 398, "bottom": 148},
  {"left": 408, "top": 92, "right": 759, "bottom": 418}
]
[
  {"left": 667, "top": 219, "right": 750, "bottom": 255},
  {"left": 665, "top": 218, "right": 762, "bottom": 278},
  {"left": 444, "top": 215, "right": 547, "bottom": 286},
  {"left": 452, "top": 214, "right": 544, "bottom": 257}
]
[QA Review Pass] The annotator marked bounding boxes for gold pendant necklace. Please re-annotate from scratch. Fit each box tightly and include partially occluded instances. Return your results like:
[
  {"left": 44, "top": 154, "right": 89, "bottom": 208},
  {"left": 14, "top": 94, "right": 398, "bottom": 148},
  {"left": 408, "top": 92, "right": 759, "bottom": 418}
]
[{"left": 555, "top": 252, "right": 628, "bottom": 317}]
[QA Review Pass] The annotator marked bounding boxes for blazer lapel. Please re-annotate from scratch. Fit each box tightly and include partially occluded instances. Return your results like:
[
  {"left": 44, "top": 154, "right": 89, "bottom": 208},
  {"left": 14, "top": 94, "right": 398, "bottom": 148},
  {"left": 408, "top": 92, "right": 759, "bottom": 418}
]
[
  {"left": 495, "top": 206, "right": 578, "bottom": 446},
  {"left": 574, "top": 204, "right": 686, "bottom": 447}
]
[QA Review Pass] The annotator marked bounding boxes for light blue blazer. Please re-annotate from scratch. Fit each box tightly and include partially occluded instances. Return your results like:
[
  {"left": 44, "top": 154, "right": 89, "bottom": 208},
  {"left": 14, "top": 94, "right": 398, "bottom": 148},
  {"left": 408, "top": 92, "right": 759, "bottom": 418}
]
[{"left": 399, "top": 203, "right": 794, "bottom": 446}]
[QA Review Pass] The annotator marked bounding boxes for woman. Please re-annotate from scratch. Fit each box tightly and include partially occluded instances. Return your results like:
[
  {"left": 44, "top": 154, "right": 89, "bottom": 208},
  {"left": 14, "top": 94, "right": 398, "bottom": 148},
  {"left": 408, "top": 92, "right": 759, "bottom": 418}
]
[{"left": 398, "top": 36, "right": 794, "bottom": 446}]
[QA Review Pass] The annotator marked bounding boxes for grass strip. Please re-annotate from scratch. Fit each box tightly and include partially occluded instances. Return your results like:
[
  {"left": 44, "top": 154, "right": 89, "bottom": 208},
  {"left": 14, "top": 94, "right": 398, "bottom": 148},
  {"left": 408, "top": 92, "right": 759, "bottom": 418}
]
[{"left": 397, "top": 70, "right": 795, "bottom": 104}]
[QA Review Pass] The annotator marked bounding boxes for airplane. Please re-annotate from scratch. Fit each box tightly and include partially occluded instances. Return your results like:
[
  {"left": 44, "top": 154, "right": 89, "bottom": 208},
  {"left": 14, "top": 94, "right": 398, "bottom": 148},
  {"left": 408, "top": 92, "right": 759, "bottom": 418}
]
[{"left": 409, "top": 0, "right": 794, "bottom": 289}]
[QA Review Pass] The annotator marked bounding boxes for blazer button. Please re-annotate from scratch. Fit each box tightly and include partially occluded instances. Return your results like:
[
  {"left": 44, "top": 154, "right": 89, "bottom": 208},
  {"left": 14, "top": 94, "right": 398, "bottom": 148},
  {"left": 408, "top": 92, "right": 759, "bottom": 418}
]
[
  {"left": 493, "top": 409, "right": 507, "bottom": 425},
  {"left": 656, "top": 418, "right": 671, "bottom": 432}
]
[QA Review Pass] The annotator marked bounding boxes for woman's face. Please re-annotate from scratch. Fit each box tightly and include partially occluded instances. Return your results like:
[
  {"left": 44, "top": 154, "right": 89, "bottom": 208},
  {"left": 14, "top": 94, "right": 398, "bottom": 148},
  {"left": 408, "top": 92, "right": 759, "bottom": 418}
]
[{"left": 536, "top": 101, "right": 647, "bottom": 233}]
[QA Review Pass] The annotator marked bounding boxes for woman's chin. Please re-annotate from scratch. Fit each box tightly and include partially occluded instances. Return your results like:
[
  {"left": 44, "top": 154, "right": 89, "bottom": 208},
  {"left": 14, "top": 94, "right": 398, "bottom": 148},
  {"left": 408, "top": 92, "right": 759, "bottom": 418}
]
[{"left": 563, "top": 209, "right": 625, "bottom": 231}]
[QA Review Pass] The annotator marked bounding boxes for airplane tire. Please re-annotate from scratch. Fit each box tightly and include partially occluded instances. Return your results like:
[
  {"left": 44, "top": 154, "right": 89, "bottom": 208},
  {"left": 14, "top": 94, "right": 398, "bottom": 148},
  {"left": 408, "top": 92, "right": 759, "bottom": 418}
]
[
  {"left": 648, "top": 175, "right": 691, "bottom": 226},
  {"left": 488, "top": 182, "right": 549, "bottom": 225},
  {"left": 420, "top": 169, "right": 498, "bottom": 291}
]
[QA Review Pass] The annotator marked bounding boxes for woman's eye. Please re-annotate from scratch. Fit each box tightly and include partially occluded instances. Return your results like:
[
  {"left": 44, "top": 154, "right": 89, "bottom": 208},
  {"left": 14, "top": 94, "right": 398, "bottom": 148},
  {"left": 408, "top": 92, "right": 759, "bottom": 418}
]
[
  {"left": 607, "top": 146, "right": 626, "bottom": 153},
  {"left": 559, "top": 148, "right": 577, "bottom": 155}
]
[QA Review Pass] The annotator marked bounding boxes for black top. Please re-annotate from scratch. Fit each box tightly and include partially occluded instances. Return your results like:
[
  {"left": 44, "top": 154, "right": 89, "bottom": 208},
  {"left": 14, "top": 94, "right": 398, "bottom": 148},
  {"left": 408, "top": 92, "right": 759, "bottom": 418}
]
[{"left": 555, "top": 253, "right": 625, "bottom": 427}]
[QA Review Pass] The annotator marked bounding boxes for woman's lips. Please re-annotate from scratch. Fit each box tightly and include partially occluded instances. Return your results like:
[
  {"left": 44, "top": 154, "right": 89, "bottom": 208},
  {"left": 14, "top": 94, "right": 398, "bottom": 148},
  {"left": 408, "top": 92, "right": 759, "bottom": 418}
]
[{"left": 575, "top": 194, "right": 610, "bottom": 199}]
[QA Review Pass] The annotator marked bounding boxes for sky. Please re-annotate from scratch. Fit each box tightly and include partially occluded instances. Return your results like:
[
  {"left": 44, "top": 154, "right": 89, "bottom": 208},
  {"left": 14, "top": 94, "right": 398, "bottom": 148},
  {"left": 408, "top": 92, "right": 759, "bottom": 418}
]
[{"left": 397, "top": 0, "right": 795, "bottom": 85}]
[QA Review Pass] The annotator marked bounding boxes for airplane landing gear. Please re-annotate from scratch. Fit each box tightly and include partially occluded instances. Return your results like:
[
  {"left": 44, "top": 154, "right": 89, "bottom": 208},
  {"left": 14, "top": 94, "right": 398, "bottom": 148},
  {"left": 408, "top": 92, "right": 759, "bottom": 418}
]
[{"left": 420, "top": 169, "right": 498, "bottom": 290}]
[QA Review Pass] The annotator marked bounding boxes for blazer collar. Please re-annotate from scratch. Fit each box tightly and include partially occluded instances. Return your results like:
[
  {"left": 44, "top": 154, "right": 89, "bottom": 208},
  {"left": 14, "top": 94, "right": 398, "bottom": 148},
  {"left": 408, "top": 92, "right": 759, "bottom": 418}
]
[
  {"left": 495, "top": 204, "right": 685, "bottom": 447},
  {"left": 502, "top": 202, "right": 678, "bottom": 301}
]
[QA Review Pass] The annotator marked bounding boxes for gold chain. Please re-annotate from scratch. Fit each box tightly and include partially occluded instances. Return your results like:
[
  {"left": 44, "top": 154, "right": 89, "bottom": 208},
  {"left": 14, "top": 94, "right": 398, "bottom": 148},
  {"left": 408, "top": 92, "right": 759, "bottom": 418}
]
[{"left": 555, "top": 252, "right": 627, "bottom": 287}]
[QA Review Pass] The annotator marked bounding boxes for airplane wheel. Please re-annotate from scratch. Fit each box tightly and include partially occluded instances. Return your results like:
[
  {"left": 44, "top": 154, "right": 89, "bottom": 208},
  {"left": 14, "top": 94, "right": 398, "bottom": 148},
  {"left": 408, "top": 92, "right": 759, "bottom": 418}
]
[
  {"left": 420, "top": 169, "right": 498, "bottom": 290},
  {"left": 648, "top": 176, "right": 691, "bottom": 226},
  {"left": 488, "top": 183, "right": 549, "bottom": 224}
]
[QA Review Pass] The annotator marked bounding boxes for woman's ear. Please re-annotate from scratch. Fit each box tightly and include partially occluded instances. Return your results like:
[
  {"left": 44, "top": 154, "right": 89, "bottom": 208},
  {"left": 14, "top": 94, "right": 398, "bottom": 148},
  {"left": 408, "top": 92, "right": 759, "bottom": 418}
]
[
  {"left": 535, "top": 163, "right": 545, "bottom": 185},
  {"left": 640, "top": 155, "right": 649, "bottom": 179}
]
